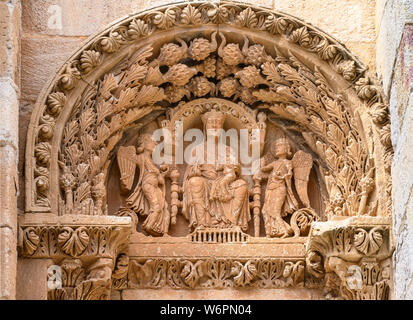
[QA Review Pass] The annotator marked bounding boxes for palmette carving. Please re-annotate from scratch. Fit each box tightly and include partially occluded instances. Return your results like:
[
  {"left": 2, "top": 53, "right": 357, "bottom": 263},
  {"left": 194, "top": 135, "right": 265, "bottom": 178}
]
[{"left": 19, "top": 224, "right": 130, "bottom": 259}]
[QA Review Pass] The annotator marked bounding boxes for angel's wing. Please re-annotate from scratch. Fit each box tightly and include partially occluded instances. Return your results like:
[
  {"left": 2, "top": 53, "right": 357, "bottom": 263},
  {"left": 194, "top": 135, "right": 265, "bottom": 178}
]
[
  {"left": 292, "top": 150, "right": 313, "bottom": 207},
  {"left": 117, "top": 146, "right": 137, "bottom": 192}
]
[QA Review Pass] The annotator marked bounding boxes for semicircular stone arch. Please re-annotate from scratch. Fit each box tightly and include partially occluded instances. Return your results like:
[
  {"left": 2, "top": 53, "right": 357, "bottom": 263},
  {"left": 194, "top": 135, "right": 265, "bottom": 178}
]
[{"left": 21, "top": 1, "right": 394, "bottom": 300}]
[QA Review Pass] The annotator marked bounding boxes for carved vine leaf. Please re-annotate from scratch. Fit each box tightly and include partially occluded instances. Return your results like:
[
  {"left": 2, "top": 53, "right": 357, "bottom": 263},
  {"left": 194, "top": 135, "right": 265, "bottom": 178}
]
[
  {"left": 231, "top": 260, "right": 258, "bottom": 287},
  {"left": 34, "top": 143, "right": 52, "bottom": 166},
  {"left": 180, "top": 260, "right": 204, "bottom": 289},
  {"left": 128, "top": 19, "right": 151, "bottom": 39},
  {"left": 152, "top": 8, "right": 177, "bottom": 30},
  {"left": 80, "top": 50, "right": 102, "bottom": 74},
  {"left": 206, "top": 5, "right": 232, "bottom": 24},
  {"left": 264, "top": 15, "right": 291, "bottom": 35},
  {"left": 47, "top": 92, "right": 66, "bottom": 116},
  {"left": 121, "top": 64, "right": 148, "bottom": 89},
  {"left": 99, "top": 73, "right": 117, "bottom": 101},
  {"left": 291, "top": 27, "right": 311, "bottom": 48},
  {"left": 203, "top": 260, "right": 232, "bottom": 288},
  {"left": 133, "top": 85, "right": 166, "bottom": 107}
]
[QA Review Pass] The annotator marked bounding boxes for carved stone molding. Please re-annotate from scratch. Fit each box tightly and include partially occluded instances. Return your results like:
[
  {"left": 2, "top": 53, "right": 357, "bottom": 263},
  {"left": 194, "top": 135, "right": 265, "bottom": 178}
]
[
  {"left": 18, "top": 215, "right": 131, "bottom": 259},
  {"left": 305, "top": 216, "right": 393, "bottom": 300},
  {"left": 112, "top": 257, "right": 306, "bottom": 290}
]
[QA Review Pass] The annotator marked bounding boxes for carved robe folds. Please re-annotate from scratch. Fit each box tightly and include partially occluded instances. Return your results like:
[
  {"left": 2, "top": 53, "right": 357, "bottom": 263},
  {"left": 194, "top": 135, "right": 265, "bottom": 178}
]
[
  {"left": 118, "top": 134, "right": 171, "bottom": 236},
  {"left": 183, "top": 164, "right": 250, "bottom": 231}
]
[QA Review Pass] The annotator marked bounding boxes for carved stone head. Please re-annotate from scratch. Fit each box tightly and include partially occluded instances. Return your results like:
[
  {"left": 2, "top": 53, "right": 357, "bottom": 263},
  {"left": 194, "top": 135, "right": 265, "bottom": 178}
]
[
  {"left": 272, "top": 137, "right": 292, "bottom": 159},
  {"left": 202, "top": 110, "right": 226, "bottom": 137},
  {"left": 137, "top": 133, "right": 156, "bottom": 153}
]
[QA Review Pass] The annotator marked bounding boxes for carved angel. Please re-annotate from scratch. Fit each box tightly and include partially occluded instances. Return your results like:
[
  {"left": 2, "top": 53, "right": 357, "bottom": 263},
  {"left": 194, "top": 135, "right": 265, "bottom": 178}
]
[
  {"left": 117, "top": 134, "right": 171, "bottom": 236},
  {"left": 261, "top": 138, "right": 313, "bottom": 238}
]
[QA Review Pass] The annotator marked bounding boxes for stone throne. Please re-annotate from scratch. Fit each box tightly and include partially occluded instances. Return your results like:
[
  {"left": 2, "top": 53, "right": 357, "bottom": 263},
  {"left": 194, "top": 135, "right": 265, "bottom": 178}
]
[{"left": 19, "top": 1, "right": 393, "bottom": 300}]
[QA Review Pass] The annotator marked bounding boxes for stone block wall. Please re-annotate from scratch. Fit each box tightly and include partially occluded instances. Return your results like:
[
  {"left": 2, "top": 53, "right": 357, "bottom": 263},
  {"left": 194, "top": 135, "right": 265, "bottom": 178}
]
[
  {"left": 375, "top": 0, "right": 413, "bottom": 300},
  {"left": 0, "top": 0, "right": 20, "bottom": 300}
]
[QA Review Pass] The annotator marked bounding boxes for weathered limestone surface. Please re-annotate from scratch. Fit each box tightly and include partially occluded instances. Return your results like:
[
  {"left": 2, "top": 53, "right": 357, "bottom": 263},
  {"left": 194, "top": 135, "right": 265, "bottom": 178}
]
[
  {"left": 375, "top": 0, "right": 413, "bottom": 300},
  {"left": 376, "top": 0, "right": 413, "bottom": 95},
  {"left": 121, "top": 288, "right": 325, "bottom": 300},
  {"left": 20, "top": 36, "right": 86, "bottom": 102},
  {"left": 16, "top": 259, "right": 53, "bottom": 300},
  {"left": 22, "top": 0, "right": 151, "bottom": 37},
  {"left": 0, "top": 0, "right": 20, "bottom": 300}
]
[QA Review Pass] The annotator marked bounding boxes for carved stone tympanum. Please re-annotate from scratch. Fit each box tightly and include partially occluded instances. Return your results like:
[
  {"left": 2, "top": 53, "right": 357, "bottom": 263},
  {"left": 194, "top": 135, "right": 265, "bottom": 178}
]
[{"left": 21, "top": 1, "right": 393, "bottom": 300}]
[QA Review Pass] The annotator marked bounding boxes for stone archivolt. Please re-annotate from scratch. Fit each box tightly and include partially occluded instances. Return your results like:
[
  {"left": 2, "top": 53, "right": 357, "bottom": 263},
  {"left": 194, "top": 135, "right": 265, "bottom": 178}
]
[{"left": 20, "top": 1, "right": 393, "bottom": 300}]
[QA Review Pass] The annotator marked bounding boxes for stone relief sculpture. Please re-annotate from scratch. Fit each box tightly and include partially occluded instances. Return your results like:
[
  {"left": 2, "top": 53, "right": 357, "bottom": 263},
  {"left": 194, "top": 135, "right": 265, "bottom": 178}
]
[
  {"left": 261, "top": 138, "right": 298, "bottom": 238},
  {"left": 181, "top": 110, "right": 250, "bottom": 232},
  {"left": 259, "top": 137, "right": 314, "bottom": 238},
  {"left": 21, "top": 1, "right": 394, "bottom": 300},
  {"left": 117, "top": 134, "right": 171, "bottom": 236}
]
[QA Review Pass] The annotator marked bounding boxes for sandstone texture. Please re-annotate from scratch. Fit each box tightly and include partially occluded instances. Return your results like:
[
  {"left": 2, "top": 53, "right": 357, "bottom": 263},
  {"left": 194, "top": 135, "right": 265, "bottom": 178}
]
[
  {"left": 0, "top": 0, "right": 411, "bottom": 301},
  {"left": 374, "top": 0, "right": 413, "bottom": 300},
  {"left": 0, "top": 0, "right": 20, "bottom": 301}
]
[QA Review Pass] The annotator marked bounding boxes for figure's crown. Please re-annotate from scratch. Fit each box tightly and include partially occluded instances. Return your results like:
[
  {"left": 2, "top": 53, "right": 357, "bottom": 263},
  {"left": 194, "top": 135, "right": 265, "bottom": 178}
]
[
  {"left": 201, "top": 110, "right": 226, "bottom": 125},
  {"left": 275, "top": 137, "right": 289, "bottom": 146}
]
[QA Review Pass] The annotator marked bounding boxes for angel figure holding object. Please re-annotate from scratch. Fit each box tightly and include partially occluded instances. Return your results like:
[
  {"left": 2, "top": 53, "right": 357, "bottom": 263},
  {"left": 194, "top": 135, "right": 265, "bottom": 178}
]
[
  {"left": 261, "top": 137, "right": 312, "bottom": 238},
  {"left": 117, "top": 133, "right": 171, "bottom": 236}
]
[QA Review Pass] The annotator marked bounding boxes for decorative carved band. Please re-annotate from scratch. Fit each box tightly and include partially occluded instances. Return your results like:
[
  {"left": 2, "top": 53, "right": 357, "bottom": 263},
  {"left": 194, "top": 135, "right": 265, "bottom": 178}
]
[
  {"left": 18, "top": 215, "right": 131, "bottom": 259},
  {"left": 113, "top": 257, "right": 307, "bottom": 290}
]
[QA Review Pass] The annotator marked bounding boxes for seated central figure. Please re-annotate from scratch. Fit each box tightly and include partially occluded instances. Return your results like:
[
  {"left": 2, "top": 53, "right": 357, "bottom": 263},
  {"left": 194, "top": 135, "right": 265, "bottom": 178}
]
[{"left": 181, "top": 110, "right": 250, "bottom": 232}]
